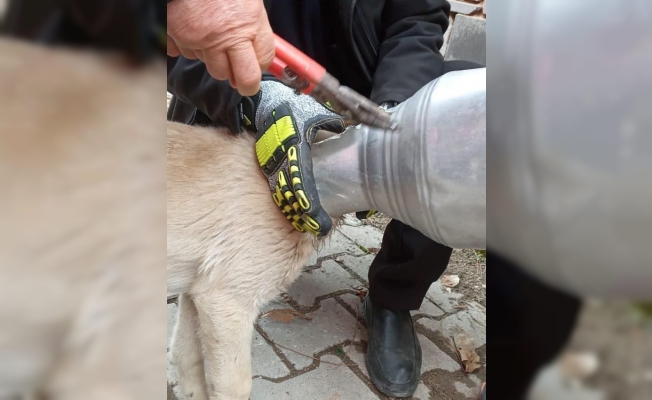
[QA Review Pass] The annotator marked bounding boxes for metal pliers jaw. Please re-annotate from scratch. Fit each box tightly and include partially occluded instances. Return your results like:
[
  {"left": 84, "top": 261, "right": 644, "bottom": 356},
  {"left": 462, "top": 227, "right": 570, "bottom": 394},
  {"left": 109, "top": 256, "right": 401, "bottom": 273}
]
[{"left": 268, "top": 34, "right": 395, "bottom": 130}]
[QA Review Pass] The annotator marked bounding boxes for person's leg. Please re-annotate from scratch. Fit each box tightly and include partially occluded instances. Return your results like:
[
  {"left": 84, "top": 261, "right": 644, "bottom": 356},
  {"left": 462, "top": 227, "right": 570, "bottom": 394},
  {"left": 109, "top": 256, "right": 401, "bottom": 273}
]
[
  {"left": 489, "top": 252, "right": 582, "bottom": 399},
  {"left": 364, "top": 58, "right": 484, "bottom": 398},
  {"left": 368, "top": 220, "right": 452, "bottom": 310}
]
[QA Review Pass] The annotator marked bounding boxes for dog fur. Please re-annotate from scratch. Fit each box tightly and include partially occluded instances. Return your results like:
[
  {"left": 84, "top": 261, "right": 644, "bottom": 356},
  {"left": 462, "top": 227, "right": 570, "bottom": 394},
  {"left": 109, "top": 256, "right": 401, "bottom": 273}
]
[
  {"left": 167, "top": 121, "right": 324, "bottom": 399},
  {"left": 0, "top": 39, "right": 166, "bottom": 399}
]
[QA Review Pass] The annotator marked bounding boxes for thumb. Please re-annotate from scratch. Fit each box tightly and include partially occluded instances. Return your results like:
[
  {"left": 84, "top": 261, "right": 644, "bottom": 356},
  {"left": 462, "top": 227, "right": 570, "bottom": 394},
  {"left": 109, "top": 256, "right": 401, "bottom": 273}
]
[{"left": 167, "top": 35, "right": 181, "bottom": 57}]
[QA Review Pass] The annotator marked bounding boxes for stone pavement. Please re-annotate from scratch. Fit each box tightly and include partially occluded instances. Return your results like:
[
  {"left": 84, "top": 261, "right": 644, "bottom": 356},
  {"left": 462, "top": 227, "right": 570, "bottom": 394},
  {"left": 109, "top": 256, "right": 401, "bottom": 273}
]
[{"left": 167, "top": 216, "right": 486, "bottom": 400}]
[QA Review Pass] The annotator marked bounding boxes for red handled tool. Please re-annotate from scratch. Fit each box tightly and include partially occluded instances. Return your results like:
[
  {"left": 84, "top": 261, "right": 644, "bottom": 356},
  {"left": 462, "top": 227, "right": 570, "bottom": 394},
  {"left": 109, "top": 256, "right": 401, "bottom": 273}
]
[{"left": 268, "top": 34, "right": 394, "bottom": 130}]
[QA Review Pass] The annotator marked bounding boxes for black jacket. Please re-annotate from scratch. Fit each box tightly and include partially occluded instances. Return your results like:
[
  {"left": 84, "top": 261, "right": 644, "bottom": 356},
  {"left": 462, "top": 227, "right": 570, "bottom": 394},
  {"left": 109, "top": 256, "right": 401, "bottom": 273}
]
[
  {"left": 2, "top": 0, "right": 166, "bottom": 63},
  {"left": 168, "top": 0, "right": 451, "bottom": 132}
]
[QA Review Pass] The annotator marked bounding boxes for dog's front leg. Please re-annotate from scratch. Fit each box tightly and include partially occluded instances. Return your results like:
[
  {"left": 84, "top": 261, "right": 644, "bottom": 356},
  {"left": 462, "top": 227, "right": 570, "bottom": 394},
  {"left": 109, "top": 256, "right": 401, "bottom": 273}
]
[
  {"left": 170, "top": 293, "right": 209, "bottom": 400},
  {"left": 193, "top": 290, "right": 257, "bottom": 400}
]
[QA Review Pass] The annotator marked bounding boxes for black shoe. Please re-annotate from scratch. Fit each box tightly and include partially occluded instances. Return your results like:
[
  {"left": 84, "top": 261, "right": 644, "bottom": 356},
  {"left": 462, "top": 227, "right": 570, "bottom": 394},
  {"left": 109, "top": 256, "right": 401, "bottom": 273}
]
[{"left": 363, "top": 295, "right": 421, "bottom": 397}]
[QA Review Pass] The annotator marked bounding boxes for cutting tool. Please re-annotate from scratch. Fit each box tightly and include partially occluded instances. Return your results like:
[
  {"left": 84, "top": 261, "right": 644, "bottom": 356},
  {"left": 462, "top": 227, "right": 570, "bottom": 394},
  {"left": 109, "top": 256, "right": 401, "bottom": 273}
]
[{"left": 267, "top": 34, "right": 394, "bottom": 130}]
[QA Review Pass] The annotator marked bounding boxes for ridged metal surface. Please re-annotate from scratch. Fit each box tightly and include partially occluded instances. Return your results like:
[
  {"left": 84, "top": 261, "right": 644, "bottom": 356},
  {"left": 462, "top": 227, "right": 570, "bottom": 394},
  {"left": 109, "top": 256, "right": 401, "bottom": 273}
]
[
  {"left": 312, "top": 68, "right": 486, "bottom": 249},
  {"left": 487, "top": 0, "right": 652, "bottom": 297}
]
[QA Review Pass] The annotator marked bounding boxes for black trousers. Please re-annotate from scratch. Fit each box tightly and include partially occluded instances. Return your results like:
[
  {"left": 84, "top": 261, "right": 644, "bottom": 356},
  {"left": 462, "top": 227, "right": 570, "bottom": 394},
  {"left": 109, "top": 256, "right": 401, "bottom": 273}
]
[{"left": 368, "top": 59, "right": 483, "bottom": 311}]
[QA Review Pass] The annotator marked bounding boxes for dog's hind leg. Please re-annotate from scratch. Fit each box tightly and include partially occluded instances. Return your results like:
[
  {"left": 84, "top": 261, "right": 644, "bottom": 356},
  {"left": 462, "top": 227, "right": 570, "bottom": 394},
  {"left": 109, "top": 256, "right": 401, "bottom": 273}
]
[{"left": 170, "top": 293, "right": 208, "bottom": 400}]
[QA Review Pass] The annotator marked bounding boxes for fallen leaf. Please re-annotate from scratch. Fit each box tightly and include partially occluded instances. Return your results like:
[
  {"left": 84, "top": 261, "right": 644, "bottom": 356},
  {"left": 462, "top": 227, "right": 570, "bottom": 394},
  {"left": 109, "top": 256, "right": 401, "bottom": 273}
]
[
  {"left": 455, "top": 333, "right": 481, "bottom": 373},
  {"left": 262, "top": 309, "right": 311, "bottom": 323},
  {"left": 367, "top": 247, "right": 380, "bottom": 254},
  {"left": 356, "top": 288, "right": 368, "bottom": 302},
  {"left": 441, "top": 274, "right": 460, "bottom": 288},
  {"left": 329, "top": 395, "right": 341, "bottom": 400}
]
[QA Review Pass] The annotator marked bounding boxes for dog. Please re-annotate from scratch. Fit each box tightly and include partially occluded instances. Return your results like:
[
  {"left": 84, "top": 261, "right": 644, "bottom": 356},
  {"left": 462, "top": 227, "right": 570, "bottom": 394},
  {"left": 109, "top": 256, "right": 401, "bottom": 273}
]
[
  {"left": 0, "top": 39, "right": 166, "bottom": 399},
  {"left": 167, "top": 121, "right": 331, "bottom": 400}
]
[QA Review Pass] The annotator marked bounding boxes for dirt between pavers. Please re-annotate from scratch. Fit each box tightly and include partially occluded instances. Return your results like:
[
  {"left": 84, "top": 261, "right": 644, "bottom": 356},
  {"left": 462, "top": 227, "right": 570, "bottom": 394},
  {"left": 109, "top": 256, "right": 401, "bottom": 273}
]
[{"left": 444, "top": 249, "right": 486, "bottom": 308}]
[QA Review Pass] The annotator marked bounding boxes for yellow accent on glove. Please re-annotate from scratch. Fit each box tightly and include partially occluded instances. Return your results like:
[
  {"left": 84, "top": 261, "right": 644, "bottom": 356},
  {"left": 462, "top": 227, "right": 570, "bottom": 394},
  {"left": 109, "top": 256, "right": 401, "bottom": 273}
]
[{"left": 255, "top": 115, "right": 296, "bottom": 167}]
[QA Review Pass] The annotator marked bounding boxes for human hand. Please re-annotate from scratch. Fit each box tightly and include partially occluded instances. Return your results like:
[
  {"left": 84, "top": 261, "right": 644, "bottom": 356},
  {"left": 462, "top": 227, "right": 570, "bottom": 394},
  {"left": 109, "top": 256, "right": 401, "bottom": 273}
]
[
  {"left": 167, "top": 0, "right": 275, "bottom": 96},
  {"left": 242, "top": 81, "right": 347, "bottom": 236}
]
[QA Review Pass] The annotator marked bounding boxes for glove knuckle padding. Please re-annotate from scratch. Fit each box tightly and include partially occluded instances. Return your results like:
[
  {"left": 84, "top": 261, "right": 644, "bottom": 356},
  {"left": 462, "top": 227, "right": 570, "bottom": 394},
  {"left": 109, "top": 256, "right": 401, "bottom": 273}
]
[{"left": 252, "top": 81, "right": 344, "bottom": 236}]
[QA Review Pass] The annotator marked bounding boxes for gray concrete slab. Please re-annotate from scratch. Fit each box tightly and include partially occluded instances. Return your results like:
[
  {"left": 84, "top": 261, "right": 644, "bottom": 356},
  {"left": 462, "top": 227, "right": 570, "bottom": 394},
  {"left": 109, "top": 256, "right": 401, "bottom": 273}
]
[
  {"left": 335, "top": 224, "right": 384, "bottom": 251},
  {"left": 444, "top": 14, "right": 486, "bottom": 66},
  {"left": 449, "top": 0, "right": 483, "bottom": 15},
  {"left": 252, "top": 330, "right": 291, "bottom": 379},
  {"left": 257, "top": 298, "right": 363, "bottom": 370},
  {"left": 334, "top": 253, "right": 375, "bottom": 282},
  {"left": 285, "top": 260, "right": 361, "bottom": 307},
  {"left": 250, "top": 355, "right": 380, "bottom": 400},
  {"left": 315, "top": 230, "right": 364, "bottom": 259},
  {"left": 425, "top": 281, "right": 465, "bottom": 313}
]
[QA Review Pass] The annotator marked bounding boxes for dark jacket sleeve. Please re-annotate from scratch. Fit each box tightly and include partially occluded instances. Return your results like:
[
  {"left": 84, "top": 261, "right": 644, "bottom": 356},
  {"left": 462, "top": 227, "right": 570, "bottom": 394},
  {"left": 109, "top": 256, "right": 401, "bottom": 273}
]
[
  {"left": 370, "top": 0, "right": 450, "bottom": 104},
  {"left": 167, "top": 56, "right": 244, "bottom": 132}
]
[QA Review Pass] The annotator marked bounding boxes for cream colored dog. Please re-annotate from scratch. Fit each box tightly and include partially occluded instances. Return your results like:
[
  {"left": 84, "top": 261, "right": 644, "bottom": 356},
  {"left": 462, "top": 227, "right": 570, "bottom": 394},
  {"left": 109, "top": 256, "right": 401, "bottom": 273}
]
[{"left": 167, "top": 121, "right": 325, "bottom": 400}]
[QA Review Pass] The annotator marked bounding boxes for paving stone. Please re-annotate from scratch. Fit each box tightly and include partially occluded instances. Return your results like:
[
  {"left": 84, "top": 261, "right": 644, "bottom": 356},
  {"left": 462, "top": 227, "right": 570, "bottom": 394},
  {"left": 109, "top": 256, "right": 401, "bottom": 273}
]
[
  {"left": 306, "top": 250, "right": 320, "bottom": 266},
  {"left": 449, "top": 0, "right": 482, "bottom": 15},
  {"left": 338, "top": 293, "right": 366, "bottom": 318},
  {"left": 425, "top": 281, "right": 464, "bottom": 313},
  {"left": 418, "top": 302, "right": 486, "bottom": 348},
  {"left": 286, "top": 260, "right": 360, "bottom": 307},
  {"left": 441, "top": 301, "right": 486, "bottom": 347},
  {"left": 336, "top": 224, "right": 384, "bottom": 251},
  {"left": 444, "top": 14, "right": 486, "bottom": 66},
  {"left": 441, "top": 17, "right": 453, "bottom": 56},
  {"left": 167, "top": 383, "right": 179, "bottom": 400},
  {"left": 167, "top": 352, "right": 182, "bottom": 399},
  {"left": 167, "top": 303, "right": 177, "bottom": 349},
  {"left": 413, "top": 383, "right": 432, "bottom": 400},
  {"left": 250, "top": 355, "right": 379, "bottom": 400},
  {"left": 342, "top": 213, "right": 363, "bottom": 226},
  {"left": 252, "top": 330, "right": 291, "bottom": 379},
  {"left": 419, "top": 334, "right": 460, "bottom": 373},
  {"left": 411, "top": 299, "right": 446, "bottom": 318},
  {"left": 258, "top": 298, "right": 290, "bottom": 315},
  {"left": 316, "top": 229, "right": 364, "bottom": 259},
  {"left": 335, "top": 253, "right": 375, "bottom": 282},
  {"left": 455, "top": 380, "right": 481, "bottom": 398},
  {"left": 259, "top": 298, "right": 363, "bottom": 370}
]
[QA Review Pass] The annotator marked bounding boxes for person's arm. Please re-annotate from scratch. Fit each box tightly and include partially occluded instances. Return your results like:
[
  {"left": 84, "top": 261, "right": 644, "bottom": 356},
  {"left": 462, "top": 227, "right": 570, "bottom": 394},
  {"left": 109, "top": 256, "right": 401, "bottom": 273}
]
[
  {"left": 167, "top": 0, "right": 275, "bottom": 96},
  {"left": 370, "top": 0, "right": 450, "bottom": 104},
  {"left": 167, "top": 55, "right": 244, "bottom": 133}
]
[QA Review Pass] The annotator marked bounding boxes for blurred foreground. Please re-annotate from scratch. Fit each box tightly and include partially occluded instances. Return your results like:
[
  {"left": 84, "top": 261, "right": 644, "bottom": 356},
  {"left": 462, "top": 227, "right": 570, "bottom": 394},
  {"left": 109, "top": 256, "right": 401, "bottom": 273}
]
[
  {"left": 490, "top": 0, "right": 652, "bottom": 399},
  {"left": 0, "top": 37, "right": 166, "bottom": 398}
]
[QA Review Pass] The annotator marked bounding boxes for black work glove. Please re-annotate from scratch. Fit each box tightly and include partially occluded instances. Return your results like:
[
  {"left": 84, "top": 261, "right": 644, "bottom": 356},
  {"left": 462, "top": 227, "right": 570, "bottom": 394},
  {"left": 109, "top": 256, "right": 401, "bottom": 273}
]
[{"left": 242, "top": 80, "right": 347, "bottom": 236}]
